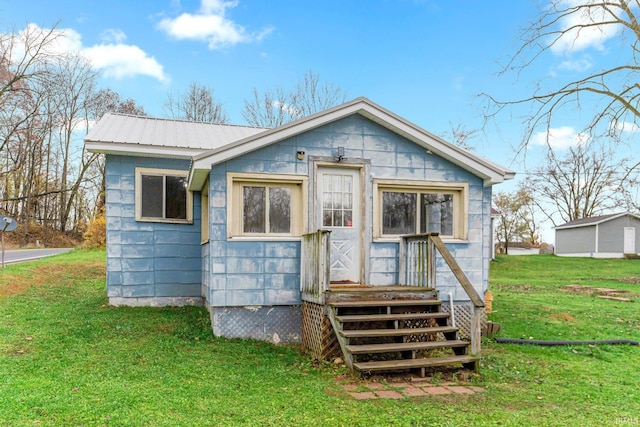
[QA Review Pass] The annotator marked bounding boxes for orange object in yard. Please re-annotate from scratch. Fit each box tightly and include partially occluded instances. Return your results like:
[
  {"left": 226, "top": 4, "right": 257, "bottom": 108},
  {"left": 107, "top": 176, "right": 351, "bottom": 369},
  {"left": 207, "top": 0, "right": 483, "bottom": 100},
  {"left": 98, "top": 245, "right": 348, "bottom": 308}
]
[{"left": 485, "top": 290, "right": 493, "bottom": 314}]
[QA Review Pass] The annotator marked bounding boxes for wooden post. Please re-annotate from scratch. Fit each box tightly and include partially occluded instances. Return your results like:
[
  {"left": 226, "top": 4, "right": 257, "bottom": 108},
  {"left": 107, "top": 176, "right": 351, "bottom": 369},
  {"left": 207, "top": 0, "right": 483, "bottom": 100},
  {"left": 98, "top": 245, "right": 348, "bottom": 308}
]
[
  {"left": 399, "top": 236, "right": 407, "bottom": 285},
  {"left": 427, "top": 235, "right": 436, "bottom": 289},
  {"left": 470, "top": 305, "right": 483, "bottom": 356}
]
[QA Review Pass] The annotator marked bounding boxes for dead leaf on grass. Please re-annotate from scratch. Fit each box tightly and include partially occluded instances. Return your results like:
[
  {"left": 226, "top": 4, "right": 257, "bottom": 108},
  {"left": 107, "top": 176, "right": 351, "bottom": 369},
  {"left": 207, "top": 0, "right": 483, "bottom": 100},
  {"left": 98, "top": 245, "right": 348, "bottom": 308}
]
[
  {"left": 550, "top": 313, "right": 574, "bottom": 322},
  {"left": 617, "top": 277, "right": 640, "bottom": 284},
  {"left": 0, "top": 261, "right": 105, "bottom": 297}
]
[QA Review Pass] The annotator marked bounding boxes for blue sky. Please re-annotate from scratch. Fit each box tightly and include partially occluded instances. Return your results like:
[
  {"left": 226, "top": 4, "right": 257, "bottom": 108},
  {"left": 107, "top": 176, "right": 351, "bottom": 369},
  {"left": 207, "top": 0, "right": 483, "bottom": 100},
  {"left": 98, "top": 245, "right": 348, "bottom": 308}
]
[
  {"left": 1, "top": 1, "right": 538, "bottom": 156},
  {"left": 2, "top": 0, "right": 634, "bottom": 240}
]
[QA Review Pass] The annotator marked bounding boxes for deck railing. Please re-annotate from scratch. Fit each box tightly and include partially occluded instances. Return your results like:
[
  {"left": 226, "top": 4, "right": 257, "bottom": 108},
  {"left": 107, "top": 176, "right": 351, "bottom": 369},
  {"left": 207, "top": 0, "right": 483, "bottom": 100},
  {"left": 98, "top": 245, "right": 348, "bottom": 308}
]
[
  {"left": 399, "top": 232, "right": 485, "bottom": 356},
  {"left": 300, "top": 230, "right": 331, "bottom": 304}
]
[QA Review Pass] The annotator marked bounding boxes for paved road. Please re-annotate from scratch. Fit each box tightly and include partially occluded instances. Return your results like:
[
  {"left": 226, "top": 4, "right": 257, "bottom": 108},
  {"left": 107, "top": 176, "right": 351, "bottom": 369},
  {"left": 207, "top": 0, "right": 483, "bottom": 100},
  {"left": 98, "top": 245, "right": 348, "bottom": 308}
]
[{"left": 1, "top": 248, "right": 74, "bottom": 265}]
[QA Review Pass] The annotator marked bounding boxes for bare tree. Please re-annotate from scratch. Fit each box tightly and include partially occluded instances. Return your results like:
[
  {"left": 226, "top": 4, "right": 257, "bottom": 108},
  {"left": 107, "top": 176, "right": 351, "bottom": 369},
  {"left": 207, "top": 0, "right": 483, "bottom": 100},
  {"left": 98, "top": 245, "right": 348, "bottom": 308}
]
[
  {"left": 88, "top": 88, "right": 146, "bottom": 211},
  {"left": 1, "top": 23, "right": 147, "bottom": 243},
  {"left": 0, "top": 23, "right": 61, "bottom": 100},
  {"left": 91, "top": 88, "right": 145, "bottom": 120},
  {"left": 493, "top": 189, "right": 538, "bottom": 254},
  {"left": 522, "top": 143, "right": 638, "bottom": 225},
  {"left": 443, "top": 122, "right": 477, "bottom": 151},
  {"left": 242, "top": 86, "right": 291, "bottom": 128},
  {"left": 483, "top": 1, "right": 640, "bottom": 151},
  {"left": 164, "top": 81, "right": 229, "bottom": 123},
  {"left": 291, "top": 70, "right": 348, "bottom": 118},
  {"left": 242, "top": 70, "right": 347, "bottom": 127}
]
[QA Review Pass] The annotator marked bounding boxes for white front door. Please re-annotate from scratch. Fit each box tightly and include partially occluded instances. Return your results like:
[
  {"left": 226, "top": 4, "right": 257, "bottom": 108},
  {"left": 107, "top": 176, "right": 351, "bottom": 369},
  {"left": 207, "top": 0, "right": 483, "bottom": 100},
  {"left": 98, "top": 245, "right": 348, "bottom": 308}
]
[
  {"left": 316, "top": 167, "right": 362, "bottom": 284},
  {"left": 624, "top": 227, "right": 636, "bottom": 254}
]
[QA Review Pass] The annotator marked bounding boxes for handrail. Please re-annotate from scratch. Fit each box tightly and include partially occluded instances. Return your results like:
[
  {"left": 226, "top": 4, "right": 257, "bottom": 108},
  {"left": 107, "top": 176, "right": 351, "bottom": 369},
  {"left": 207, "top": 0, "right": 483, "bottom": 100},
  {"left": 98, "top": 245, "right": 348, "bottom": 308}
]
[
  {"left": 300, "top": 230, "right": 331, "bottom": 304},
  {"left": 399, "top": 232, "right": 484, "bottom": 357},
  {"left": 428, "top": 234, "right": 485, "bottom": 308}
]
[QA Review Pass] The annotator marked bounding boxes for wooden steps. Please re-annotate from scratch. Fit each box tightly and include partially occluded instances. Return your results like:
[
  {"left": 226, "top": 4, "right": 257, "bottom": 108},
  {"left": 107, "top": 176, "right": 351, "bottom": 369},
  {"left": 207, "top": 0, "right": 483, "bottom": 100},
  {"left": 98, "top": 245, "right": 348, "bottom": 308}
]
[
  {"left": 330, "top": 299, "right": 441, "bottom": 308},
  {"left": 354, "top": 355, "right": 478, "bottom": 372},
  {"left": 336, "top": 312, "right": 450, "bottom": 323},
  {"left": 327, "top": 296, "right": 478, "bottom": 376},
  {"left": 346, "top": 339, "right": 470, "bottom": 354},
  {"left": 340, "top": 326, "right": 458, "bottom": 338}
]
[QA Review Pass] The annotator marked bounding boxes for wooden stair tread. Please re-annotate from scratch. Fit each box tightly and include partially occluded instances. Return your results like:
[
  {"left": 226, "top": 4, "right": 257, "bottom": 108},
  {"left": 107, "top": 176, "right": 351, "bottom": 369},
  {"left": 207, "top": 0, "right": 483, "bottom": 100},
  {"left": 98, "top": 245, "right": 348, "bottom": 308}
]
[
  {"left": 339, "top": 326, "right": 457, "bottom": 338},
  {"left": 346, "top": 339, "right": 469, "bottom": 354},
  {"left": 330, "top": 299, "right": 441, "bottom": 308},
  {"left": 336, "top": 312, "right": 449, "bottom": 322},
  {"left": 353, "top": 355, "right": 478, "bottom": 372}
]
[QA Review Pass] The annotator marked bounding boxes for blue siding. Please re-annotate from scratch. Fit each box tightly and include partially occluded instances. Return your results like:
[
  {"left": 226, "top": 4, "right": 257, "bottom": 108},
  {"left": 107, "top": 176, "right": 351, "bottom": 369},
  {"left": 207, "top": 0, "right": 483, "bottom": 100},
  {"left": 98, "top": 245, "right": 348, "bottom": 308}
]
[
  {"left": 105, "top": 155, "right": 202, "bottom": 301},
  {"left": 204, "top": 114, "right": 491, "bottom": 307},
  {"left": 104, "top": 113, "right": 494, "bottom": 309}
]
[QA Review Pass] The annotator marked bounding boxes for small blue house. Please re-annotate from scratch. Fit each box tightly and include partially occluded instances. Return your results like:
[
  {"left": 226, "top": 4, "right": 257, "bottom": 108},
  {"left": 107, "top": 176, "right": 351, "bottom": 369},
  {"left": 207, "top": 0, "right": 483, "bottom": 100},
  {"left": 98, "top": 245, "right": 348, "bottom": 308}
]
[{"left": 86, "top": 98, "right": 514, "bottom": 373}]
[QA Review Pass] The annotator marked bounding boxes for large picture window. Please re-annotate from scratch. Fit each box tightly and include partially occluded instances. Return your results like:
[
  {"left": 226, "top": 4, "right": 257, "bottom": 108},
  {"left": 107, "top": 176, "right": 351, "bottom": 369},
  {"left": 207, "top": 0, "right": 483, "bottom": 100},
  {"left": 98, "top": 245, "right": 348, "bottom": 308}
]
[
  {"left": 374, "top": 180, "right": 467, "bottom": 240},
  {"left": 135, "top": 168, "right": 192, "bottom": 223},
  {"left": 228, "top": 173, "right": 307, "bottom": 238}
]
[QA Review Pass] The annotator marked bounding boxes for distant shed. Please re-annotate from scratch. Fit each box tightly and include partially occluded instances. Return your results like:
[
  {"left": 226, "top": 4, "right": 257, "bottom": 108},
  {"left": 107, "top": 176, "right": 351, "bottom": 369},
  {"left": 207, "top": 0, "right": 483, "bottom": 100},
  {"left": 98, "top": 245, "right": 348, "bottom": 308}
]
[{"left": 555, "top": 212, "right": 640, "bottom": 258}]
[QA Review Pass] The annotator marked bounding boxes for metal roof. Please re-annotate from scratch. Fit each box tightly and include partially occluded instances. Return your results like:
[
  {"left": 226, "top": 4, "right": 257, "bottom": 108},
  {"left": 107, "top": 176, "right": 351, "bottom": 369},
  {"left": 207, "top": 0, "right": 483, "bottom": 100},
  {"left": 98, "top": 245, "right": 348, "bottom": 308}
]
[
  {"left": 555, "top": 212, "right": 640, "bottom": 229},
  {"left": 85, "top": 113, "right": 267, "bottom": 158}
]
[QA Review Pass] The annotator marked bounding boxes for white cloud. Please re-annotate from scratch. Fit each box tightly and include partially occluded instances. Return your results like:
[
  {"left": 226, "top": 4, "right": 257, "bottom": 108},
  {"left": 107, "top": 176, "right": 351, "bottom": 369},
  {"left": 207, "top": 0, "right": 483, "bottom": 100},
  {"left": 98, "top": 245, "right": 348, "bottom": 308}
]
[
  {"left": 15, "top": 24, "right": 82, "bottom": 56},
  {"left": 157, "top": 0, "right": 273, "bottom": 49},
  {"left": 533, "top": 126, "right": 589, "bottom": 149},
  {"left": 83, "top": 44, "right": 167, "bottom": 82},
  {"left": 550, "top": 0, "right": 622, "bottom": 56},
  {"left": 11, "top": 24, "right": 168, "bottom": 83},
  {"left": 557, "top": 55, "right": 592, "bottom": 72},
  {"left": 100, "top": 28, "right": 127, "bottom": 44}
]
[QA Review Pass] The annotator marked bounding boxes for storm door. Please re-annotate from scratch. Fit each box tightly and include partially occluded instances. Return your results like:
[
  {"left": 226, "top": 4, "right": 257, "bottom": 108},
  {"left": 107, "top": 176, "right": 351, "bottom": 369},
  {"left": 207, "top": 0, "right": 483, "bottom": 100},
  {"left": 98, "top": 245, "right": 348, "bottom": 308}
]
[{"left": 316, "top": 167, "right": 362, "bottom": 284}]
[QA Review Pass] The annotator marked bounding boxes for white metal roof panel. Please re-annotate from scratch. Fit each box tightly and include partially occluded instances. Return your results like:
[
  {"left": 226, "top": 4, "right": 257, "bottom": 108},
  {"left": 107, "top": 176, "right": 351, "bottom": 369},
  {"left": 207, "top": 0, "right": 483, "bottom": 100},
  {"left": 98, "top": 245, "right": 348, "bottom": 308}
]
[{"left": 85, "top": 113, "right": 267, "bottom": 153}]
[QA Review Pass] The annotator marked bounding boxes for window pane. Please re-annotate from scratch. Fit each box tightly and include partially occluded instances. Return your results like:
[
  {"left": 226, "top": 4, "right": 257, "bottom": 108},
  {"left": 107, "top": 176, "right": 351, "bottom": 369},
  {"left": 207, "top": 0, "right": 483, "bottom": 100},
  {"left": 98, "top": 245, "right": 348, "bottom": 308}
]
[
  {"left": 269, "top": 187, "right": 291, "bottom": 233},
  {"left": 323, "top": 210, "right": 333, "bottom": 227},
  {"left": 141, "top": 175, "right": 163, "bottom": 218},
  {"left": 165, "top": 176, "right": 187, "bottom": 219},
  {"left": 382, "top": 192, "right": 416, "bottom": 235},
  {"left": 420, "top": 193, "right": 454, "bottom": 235},
  {"left": 322, "top": 174, "right": 353, "bottom": 228},
  {"left": 243, "top": 186, "right": 265, "bottom": 233},
  {"left": 344, "top": 209, "right": 352, "bottom": 227}
]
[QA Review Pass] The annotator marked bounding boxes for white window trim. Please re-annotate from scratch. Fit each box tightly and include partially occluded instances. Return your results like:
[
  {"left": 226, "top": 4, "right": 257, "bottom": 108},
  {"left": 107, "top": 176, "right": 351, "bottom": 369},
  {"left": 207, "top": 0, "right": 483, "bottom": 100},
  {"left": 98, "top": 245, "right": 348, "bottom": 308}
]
[
  {"left": 373, "top": 179, "right": 468, "bottom": 241},
  {"left": 201, "top": 176, "right": 210, "bottom": 244},
  {"left": 135, "top": 167, "right": 193, "bottom": 224},
  {"left": 227, "top": 172, "right": 308, "bottom": 239}
]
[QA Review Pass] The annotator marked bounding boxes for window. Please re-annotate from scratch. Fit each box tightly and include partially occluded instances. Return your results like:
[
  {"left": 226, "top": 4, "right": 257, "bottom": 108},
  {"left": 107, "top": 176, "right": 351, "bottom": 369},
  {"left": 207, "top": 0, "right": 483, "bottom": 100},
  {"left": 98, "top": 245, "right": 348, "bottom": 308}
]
[
  {"left": 228, "top": 173, "right": 307, "bottom": 238},
  {"left": 135, "top": 168, "right": 192, "bottom": 223},
  {"left": 374, "top": 179, "right": 467, "bottom": 239},
  {"left": 321, "top": 173, "right": 353, "bottom": 228}
]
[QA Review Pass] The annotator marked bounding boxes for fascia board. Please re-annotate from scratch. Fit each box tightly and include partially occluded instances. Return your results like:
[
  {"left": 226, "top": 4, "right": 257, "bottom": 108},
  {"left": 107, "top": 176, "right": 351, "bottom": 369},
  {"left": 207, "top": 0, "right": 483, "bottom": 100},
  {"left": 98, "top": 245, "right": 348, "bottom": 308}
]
[
  {"left": 191, "top": 102, "right": 366, "bottom": 170},
  {"left": 192, "top": 100, "right": 515, "bottom": 186},
  {"left": 85, "top": 141, "right": 202, "bottom": 159},
  {"left": 555, "top": 212, "right": 640, "bottom": 230},
  {"left": 357, "top": 107, "right": 515, "bottom": 186}
]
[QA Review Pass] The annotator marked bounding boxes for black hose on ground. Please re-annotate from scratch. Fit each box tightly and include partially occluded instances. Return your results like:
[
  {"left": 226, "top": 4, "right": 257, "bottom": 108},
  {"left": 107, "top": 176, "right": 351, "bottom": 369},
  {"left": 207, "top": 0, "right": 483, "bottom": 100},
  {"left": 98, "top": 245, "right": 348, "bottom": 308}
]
[{"left": 494, "top": 338, "right": 639, "bottom": 346}]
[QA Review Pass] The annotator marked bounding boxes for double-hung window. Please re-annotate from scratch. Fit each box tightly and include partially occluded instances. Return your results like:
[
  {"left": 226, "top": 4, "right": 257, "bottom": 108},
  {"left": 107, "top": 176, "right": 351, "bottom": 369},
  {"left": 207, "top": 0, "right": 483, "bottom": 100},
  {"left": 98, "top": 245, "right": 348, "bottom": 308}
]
[
  {"left": 374, "top": 179, "right": 467, "bottom": 240},
  {"left": 135, "top": 168, "right": 192, "bottom": 223},
  {"left": 228, "top": 173, "right": 307, "bottom": 238}
]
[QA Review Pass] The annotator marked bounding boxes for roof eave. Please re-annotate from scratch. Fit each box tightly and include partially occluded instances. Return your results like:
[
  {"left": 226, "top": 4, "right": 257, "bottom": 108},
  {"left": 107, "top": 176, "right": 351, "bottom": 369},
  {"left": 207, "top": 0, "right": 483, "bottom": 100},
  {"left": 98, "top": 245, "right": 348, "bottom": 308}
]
[
  {"left": 86, "top": 141, "right": 203, "bottom": 159},
  {"left": 188, "top": 168, "right": 209, "bottom": 191},
  {"left": 555, "top": 212, "right": 640, "bottom": 230},
  {"left": 191, "top": 98, "right": 515, "bottom": 185}
]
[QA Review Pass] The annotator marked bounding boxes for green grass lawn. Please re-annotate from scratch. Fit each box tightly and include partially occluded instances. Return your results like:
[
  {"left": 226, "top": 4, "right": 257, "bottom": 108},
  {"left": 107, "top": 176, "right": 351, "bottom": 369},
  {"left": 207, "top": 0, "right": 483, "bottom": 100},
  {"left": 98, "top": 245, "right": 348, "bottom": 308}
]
[{"left": 1, "top": 251, "right": 639, "bottom": 426}]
